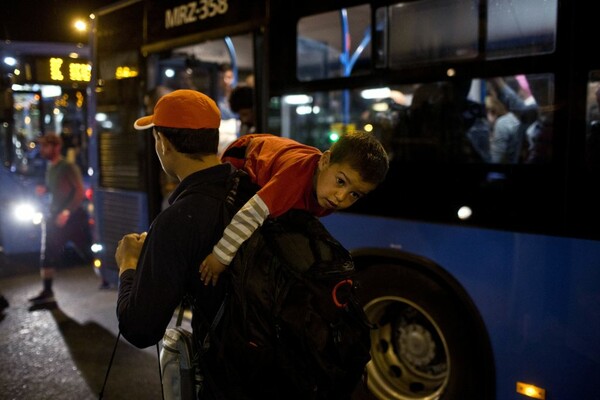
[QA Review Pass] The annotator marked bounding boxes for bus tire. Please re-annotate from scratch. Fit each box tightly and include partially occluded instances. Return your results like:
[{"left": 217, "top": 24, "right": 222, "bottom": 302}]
[{"left": 351, "top": 251, "right": 495, "bottom": 400}]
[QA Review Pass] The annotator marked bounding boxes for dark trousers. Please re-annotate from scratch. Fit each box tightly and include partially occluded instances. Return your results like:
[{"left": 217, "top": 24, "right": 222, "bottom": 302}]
[{"left": 40, "top": 207, "right": 92, "bottom": 269}]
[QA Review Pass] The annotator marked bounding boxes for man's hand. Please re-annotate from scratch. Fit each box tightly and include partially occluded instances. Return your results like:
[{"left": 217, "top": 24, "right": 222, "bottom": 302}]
[
  {"left": 115, "top": 232, "right": 147, "bottom": 276},
  {"left": 199, "top": 253, "right": 227, "bottom": 286},
  {"left": 35, "top": 185, "right": 46, "bottom": 196},
  {"left": 54, "top": 209, "right": 70, "bottom": 228}
]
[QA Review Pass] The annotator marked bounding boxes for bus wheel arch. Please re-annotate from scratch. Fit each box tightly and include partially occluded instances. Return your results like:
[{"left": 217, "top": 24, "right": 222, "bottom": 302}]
[{"left": 351, "top": 248, "right": 495, "bottom": 400}]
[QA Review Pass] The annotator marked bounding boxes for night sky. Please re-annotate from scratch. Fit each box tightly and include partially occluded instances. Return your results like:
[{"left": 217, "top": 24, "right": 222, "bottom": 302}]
[{"left": 1, "top": 0, "right": 113, "bottom": 44}]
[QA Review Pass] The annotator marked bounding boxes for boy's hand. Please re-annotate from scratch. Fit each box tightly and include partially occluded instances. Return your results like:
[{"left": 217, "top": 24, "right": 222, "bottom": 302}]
[{"left": 200, "top": 253, "right": 226, "bottom": 286}]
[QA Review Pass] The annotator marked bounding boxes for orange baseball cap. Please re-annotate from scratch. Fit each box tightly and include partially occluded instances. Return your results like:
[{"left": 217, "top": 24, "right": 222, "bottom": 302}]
[{"left": 134, "top": 89, "right": 221, "bottom": 130}]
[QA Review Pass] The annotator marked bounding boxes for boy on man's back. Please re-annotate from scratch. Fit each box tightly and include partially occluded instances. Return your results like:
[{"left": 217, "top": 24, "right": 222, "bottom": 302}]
[{"left": 200, "top": 131, "right": 389, "bottom": 285}]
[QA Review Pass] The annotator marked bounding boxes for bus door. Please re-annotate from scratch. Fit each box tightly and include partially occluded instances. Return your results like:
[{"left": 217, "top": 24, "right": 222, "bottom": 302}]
[
  {"left": 9, "top": 91, "right": 43, "bottom": 176},
  {"left": 145, "top": 33, "right": 257, "bottom": 208},
  {"left": 142, "top": 0, "right": 265, "bottom": 153},
  {"left": 91, "top": 0, "right": 265, "bottom": 285}
]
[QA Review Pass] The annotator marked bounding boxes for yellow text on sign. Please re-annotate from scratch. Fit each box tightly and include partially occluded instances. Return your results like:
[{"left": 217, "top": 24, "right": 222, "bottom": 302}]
[
  {"left": 49, "top": 58, "right": 91, "bottom": 82},
  {"left": 49, "top": 58, "right": 64, "bottom": 81}
]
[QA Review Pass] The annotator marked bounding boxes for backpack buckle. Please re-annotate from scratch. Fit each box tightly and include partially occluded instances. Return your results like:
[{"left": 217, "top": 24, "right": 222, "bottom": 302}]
[{"left": 332, "top": 279, "right": 353, "bottom": 308}]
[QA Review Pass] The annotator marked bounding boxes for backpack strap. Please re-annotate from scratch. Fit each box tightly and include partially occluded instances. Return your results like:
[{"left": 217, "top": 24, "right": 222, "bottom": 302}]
[
  {"left": 98, "top": 332, "right": 122, "bottom": 399},
  {"left": 181, "top": 169, "right": 256, "bottom": 399},
  {"left": 175, "top": 301, "right": 186, "bottom": 327},
  {"left": 173, "top": 167, "right": 256, "bottom": 225},
  {"left": 200, "top": 291, "right": 229, "bottom": 354}
]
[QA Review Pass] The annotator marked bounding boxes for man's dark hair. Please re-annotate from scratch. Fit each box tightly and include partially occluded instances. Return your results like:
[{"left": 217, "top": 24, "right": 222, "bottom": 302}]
[
  {"left": 219, "top": 63, "right": 232, "bottom": 73},
  {"left": 329, "top": 131, "right": 389, "bottom": 185},
  {"left": 155, "top": 126, "right": 219, "bottom": 159},
  {"left": 229, "top": 86, "right": 254, "bottom": 113}
]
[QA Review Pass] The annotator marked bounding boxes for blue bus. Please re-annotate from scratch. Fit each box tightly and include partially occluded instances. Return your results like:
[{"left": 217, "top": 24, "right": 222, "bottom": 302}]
[
  {"left": 0, "top": 42, "right": 92, "bottom": 256},
  {"left": 90, "top": 0, "right": 599, "bottom": 398}
]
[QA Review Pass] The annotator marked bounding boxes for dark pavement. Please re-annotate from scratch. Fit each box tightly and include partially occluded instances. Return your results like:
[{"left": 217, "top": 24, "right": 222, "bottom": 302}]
[{"left": 0, "top": 256, "right": 165, "bottom": 400}]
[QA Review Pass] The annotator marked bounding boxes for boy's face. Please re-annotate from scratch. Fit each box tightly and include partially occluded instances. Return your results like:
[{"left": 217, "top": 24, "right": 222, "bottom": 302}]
[{"left": 315, "top": 151, "right": 377, "bottom": 211}]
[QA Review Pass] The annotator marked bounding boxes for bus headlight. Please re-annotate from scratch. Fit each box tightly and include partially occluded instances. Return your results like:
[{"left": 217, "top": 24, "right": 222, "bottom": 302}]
[{"left": 13, "top": 203, "right": 43, "bottom": 225}]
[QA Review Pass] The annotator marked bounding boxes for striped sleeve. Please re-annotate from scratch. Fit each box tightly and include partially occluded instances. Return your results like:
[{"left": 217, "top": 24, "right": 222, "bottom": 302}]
[{"left": 213, "top": 194, "right": 270, "bottom": 265}]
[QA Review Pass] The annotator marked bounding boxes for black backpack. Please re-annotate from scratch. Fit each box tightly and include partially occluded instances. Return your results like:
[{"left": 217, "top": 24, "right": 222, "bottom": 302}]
[
  {"left": 157, "top": 167, "right": 259, "bottom": 400},
  {"left": 207, "top": 209, "right": 373, "bottom": 400}
]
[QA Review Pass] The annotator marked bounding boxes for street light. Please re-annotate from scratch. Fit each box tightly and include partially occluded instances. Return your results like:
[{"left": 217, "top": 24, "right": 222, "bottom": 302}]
[{"left": 74, "top": 19, "right": 88, "bottom": 33}]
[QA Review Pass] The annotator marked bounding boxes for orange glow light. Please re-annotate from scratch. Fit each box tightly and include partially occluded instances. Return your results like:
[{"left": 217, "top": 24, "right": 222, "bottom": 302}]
[{"left": 516, "top": 382, "right": 546, "bottom": 399}]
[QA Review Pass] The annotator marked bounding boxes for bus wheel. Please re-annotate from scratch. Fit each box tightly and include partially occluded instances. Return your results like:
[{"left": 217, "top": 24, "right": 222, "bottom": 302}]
[{"left": 352, "top": 260, "right": 495, "bottom": 400}]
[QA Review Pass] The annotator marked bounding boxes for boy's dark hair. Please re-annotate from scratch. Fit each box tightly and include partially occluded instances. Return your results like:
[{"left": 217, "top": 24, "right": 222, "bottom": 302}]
[
  {"left": 155, "top": 126, "right": 220, "bottom": 159},
  {"left": 329, "top": 131, "right": 389, "bottom": 185},
  {"left": 229, "top": 86, "right": 253, "bottom": 113}
]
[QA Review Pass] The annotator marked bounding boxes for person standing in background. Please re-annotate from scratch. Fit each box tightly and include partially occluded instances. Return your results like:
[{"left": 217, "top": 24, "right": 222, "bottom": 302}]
[{"left": 28, "top": 133, "right": 92, "bottom": 309}]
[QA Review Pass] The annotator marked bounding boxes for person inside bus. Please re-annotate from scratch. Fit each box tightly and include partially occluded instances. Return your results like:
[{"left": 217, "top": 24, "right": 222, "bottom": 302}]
[
  {"left": 199, "top": 131, "right": 389, "bottom": 286},
  {"left": 28, "top": 133, "right": 93, "bottom": 309},
  {"left": 586, "top": 85, "right": 600, "bottom": 173},
  {"left": 488, "top": 76, "right": 548, "bottom": 163},
  {"left": 228, "top": 85, "right": 255, "bottom": 136},
  {"left": 391, "top": 80, "right": 490, "bottom": 163},
  {"left": 217, "top": 64, "right": 236, "bottom": 120},
  {"left": 485, "top": 92, "right": 522, "bottom": 164},
  {"left": 243, "top": 73, "right": 255, "bottom": 88}
]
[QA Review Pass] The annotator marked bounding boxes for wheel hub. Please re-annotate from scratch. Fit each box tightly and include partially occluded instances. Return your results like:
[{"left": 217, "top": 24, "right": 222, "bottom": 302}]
[{"left": 399, "top": 323, "right": 436, "bottom": 367}]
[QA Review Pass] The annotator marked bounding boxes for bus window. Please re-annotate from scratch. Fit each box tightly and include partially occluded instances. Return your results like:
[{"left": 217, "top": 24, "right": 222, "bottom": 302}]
[
  {"left": 11, "top": 91, "right": 42, "bottom": 175},
  {"left": 380, "top": 0, "right": 557, "bottom": 67},
  {"left": 269, "top": 90, "right": 368, "bottom": 150},
  {"left": 486, "top": 74, "right": 554, "bottom": 164},
  {"left": 96, "top": 77, "right": 142, "bottom": 191},
  {"left": 297, "top": 4, "right": 371, "bottom": 81},
  {"left": 383, "top": 0, "right": 479, "bottom": 66},
  {"left": 160, "top": 33, "right": 254, "bottom": 152},
  {"left": 487, "top": 0, "right": 557, "bottom": 59},
  {"left": 269, "top": 73, "right": 555, "bottom": 164},
  {"left": 93, "top": 0, "right": 145, "bottom": 191}
]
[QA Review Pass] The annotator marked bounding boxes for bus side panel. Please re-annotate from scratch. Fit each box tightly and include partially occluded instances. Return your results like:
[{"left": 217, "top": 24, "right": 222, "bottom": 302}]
[
  {"left": 94, "top": 188, "right": 149, "bottom": 284},
  {"left": 0, "top": 167, "right": 41, "bottom": 256},
  {"left": 323, "top": 212, "right": 600, "bottom": 399}
]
